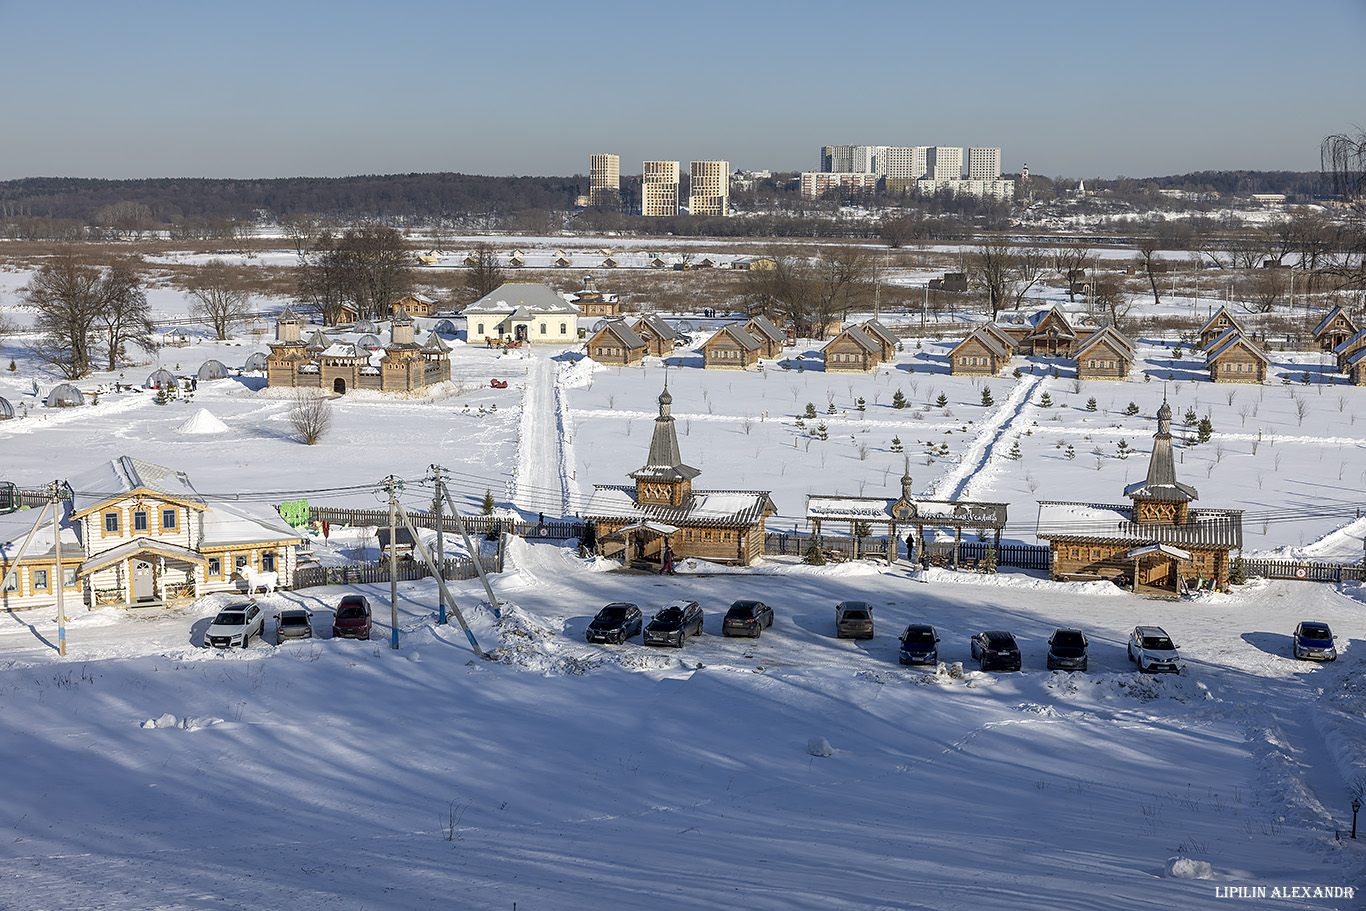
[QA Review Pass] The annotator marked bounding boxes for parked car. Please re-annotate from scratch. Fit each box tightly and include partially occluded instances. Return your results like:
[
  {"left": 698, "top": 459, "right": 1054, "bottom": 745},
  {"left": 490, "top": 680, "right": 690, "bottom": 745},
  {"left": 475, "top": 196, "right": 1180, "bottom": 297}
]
[
  {"left": 1128, "top": 626, "right": 1180, "bottom": 673},
  {"left": 586, "top": 603, "right": 643, "bottom": 644},
  {"left": 275, "top": 609, "right": 314, "bottom": 644},
  {"left": 1047, "top": 628, "right": 1089, "bottom": 671},
  {"left": 643, "top": 600, "right": 704, "bottom": 647},
  {"left": 835, "top": 601, "right": 875, "bottom": 639},
  {"left": 332, "top": 595, "right": 372, "bottom": 640},
  {"left": 1292, "top": 621, "right": 1337, "bottom": 661},
  {"left": 970, "top": 630, "right": 1021, "bottom": 672},
  {"left": 722, "top": 600, "right": 774, "bottom": 638},
  {"left": 898, "top": 624, "right": 939, "bottom": 665},
  {"left": 204, "top": 602, "right": 264, "bottom": 649}
]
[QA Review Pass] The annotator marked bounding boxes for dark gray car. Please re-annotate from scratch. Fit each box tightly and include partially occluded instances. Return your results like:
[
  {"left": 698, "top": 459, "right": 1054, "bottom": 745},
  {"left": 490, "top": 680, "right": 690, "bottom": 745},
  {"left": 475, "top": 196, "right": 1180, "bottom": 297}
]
[
  {"left": 1046, "top": 628, "right": 1088, "bottom": 671},
  {"left": 835, "top": 601, "right": 874, "bottom": 639}
]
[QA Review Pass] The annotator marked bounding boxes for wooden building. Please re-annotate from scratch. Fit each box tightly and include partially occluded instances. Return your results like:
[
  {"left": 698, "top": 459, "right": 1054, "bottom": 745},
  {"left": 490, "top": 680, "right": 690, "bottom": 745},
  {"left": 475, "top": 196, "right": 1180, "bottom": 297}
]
[
  {"left": 266, "top": 307, "right": 451, "bottom": 394},
  {"left": 1313, "top": 306, "right": 1357, "bottom": 351},
  {"left": 949, "top": 326, "right": 1012, "bottom": 376},
  {"left": 1036, "top": 401, "right": 1243, "bottom": 592},
  {"left": 992, "top": 305, "right": 1101, "bottom": 357},
  {"left": 1345, "top": 347, "right": 1366, "bottom": 386},
  {"left": 1072, "top": 326, "right": 1135, "bottom": 380},
  {"left": 587, "top": 319, "right": 647, "bottom": 366},
  {"left": 732, "top": 257, "right": 777, "bottom": 271},
  {"left": 2, "top": 456, "right": 302, "bottom": 613},
  {"left": 584, "top": 387, "right": 776, "bottom": 566},
  {"left": 858, "top": 319, "right": 900, "bottom": 362},
  {"left": 460, "top": 283, "right": 582, "bottom": 345},
  {"left": 701, "top": 324, "right": 762, "bottom": 369},
  {"left": 1205, "top": 329, "right": 1269, "bottom": 383},
  {"left": 393, "top": 293, "right": 438, "bottom": 318},
  {"left": 1333, "top": 328, "right": 1366, "bottom": 372},
  {"left": 568, "top": 275, "right": 621, "bottom": 318},
  {"left": 743, "top": 315, "right": 785, "bottom": 358},
  {"left": 632, "top": 315, "right": 683, "bottom": 358},
  {"left": 822, "top": 326, "right": 880, "bottom": 373},
  {"left": 1197, "top": 306, "right": 1246, "bottom": 349}
]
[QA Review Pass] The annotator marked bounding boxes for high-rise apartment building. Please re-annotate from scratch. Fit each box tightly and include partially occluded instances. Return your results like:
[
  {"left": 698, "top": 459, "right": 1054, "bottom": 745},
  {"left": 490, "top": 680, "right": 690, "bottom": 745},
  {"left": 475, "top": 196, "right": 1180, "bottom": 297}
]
[
  {"left": 821, "top": 145, "right": 884, "bottom": 174},
  {"left": 589, "top": 153, "right": 620, "bottom": 207},
  {"left": 927, "top": 147, "right": 963, "bottom": 180},
  {"left": 882, "top": 146, "right": 929, "bottom": 180},
  {"left": 641, "top": 161, "right": 680, "bottom": 217},
  {"left": 800, "top": 171, "right": 879, "bottom": 200},
  {"left": 688, "top": 160, "right": 730, "bottom": 216},
  {"left": 967, "top": 148, "right": 1001, "bottom": 180}
]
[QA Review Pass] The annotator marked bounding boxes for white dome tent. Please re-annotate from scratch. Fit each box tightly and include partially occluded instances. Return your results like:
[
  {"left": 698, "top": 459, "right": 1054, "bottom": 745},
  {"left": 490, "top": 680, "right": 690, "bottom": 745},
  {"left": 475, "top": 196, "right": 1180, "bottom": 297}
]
[
  {"left": 0, "top": 396, "right": 13, "bottom": 420},
  {"left": 196, "top": 359, "right": 229, "bottom": 381},
  {"left": 147, "top": 368, "right": 178, "bottom": 389},
  {"left": 243, "top": 352, "right": 268, "bottom": 371},
  {"left": 45, "top": 384, "right": 85, "bottom": 407}
]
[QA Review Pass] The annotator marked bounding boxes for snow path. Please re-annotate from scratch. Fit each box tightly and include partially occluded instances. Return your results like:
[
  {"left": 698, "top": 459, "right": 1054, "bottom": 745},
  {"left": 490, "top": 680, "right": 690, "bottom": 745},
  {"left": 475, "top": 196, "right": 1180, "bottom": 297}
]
[
  {"left": 927, "top": 373, "right": 1045, "bottom": 500},
  {"left": 514, "top": 352, "right": 571, "bottom": 518}
]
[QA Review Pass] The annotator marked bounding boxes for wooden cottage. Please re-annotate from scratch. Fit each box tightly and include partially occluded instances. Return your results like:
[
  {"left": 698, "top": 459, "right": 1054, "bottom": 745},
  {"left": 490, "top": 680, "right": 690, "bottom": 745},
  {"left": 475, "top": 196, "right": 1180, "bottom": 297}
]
[
  {"left": 1073, "top": 326, "right": 1135, "bottom": 380},
  {"left": 1333, "top": 328, "right": 1366, "bottom": 372},
  {"left": 822, "top": 326, "right": 880, "bottom": 373},
  {"left": 858, "top": 319, "right": 900, "bottom": 363},
  {"left": 743, "top": 315, "right": 785, "bottom": 359},
  {"left": 393, "top": 293, "right": 438, "bottom": 318},
  {"left": 1197, "top": 306, "right": 1246, "bottom": 349},
  {"left": 701, "top": 324, "right": 762, "bottom": 369},
  {"left": 1344, "top": 347, "right": 1366, "bottom": 386},
  {"left": 949, "top": 326, "right": 1012, "bottom": 376},
  {"left": 1313, "top": 306, "right": 1358, "bottom": 352},
  {"left": 584, "top": 387, "right": 776, "bottom": 566},
  {"left": 1036, "top": 401, "right": 1243, "bottom": 592},
  {"left": 568, "top": 275, "right": 621, "bottom": 318},
  {"left": 587, "top": 319, "right": 647, "bottom": 366},
  {"left": 992, "top": 305, "right": 1099, "bottom": 357},
  {"left": 1205, "top": 329, "right": 1269, "bottom": 383},
  {"left": 631, "top": 315, "right": 683, "bottom": 358}
]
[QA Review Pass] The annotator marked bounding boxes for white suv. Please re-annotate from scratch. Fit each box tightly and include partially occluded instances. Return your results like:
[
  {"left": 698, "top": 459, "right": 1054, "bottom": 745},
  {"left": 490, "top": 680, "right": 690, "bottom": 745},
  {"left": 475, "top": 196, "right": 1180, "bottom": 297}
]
[
  {"left": 1128, "top": 625, "right": 1180, "bottom": 673},
  {"left": 205, "top": 602, "right": 265, "bottom": 649}
]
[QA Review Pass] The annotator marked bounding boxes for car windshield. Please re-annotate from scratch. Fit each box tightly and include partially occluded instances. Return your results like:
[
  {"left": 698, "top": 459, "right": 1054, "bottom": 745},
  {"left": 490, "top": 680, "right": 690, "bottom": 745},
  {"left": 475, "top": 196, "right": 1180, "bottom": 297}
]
[
  {"left": 728, "top": 606, "right": 755, "bottom": 619},
  {"left": 212, "top": 612, "right": 245, "bottom": 626},
  {"left": 596, "top": 607, "right": 628, "bottom": 622},
  {"left": 655, "top": 609, "right": 682, "bottom": 622},
  {"left": 1298, "top": 626, "right": 1332, "bottom": 641},
  {"left": 1052, "top": 632, "right": 1085, "bottom": 647},
  {"left": 1143, "top": 636, "right": 1174, "bottom": 650},
  {"left": 280, "top": 615, "right": 307, "bottom": 626},
  {"left": 902, "top": 628, "right": 935, "bottom": 643},
  {"left": 336, "top": 605, "right": 368, "bottom": 620},
  {"left": 842, "top": 610, "right": 870, "bottom": 621}
]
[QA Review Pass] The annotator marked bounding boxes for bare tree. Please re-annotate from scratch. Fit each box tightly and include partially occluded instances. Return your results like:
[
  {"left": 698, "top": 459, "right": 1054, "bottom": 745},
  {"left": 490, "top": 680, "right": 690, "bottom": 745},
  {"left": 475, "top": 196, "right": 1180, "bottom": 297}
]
[
  {"left": 1091, "top": 272, "right": 1135, "bottom": 328},
  {"left": 21, "top": 252, "right": 104, "bottom": 378},
  {"left": 297, "top": 223, "right": 414, "bottom": 322},
  {"left": 1242, "top": 267, "right": 1287, "bottom": 314},
  {"left": 280, "top": 213, "right": 323, "bottom": 258},
  {"left": 93, "top": 261, "right": 154, "bottom": 372},
  {"left": 743, "top": 246, "right": 875, "bottom": 336},
  {"left": 1322, "top": 130, "right": 1366, "bottom": 291},
  {"left": 1134, "top": 236, "right": 1165, "bottom": 306},
  {"left": 289, "top": 390, "right": 333, "bottom": 445},
  {"left": 463, "top": 242, "right": 505, "bottom": 302},
  {"left": 187, "top": 259, "right": 253, "bottom": 340},
  {"left": 1053, "top": 238, "right": 1092, "bottom": 302},
  {"left": 966, "top": 235, "right": 1043, "bottom": 317}
]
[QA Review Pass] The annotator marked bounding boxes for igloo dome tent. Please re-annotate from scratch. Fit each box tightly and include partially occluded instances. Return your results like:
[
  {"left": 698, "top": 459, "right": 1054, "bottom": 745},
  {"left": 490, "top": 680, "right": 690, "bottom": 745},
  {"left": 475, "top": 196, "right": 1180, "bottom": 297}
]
[
  {"left": 243, "top": 352, "right": 268, "bottom": 371},
  {"left": 147, "top": 368, "right": 178, "bottom": 389},
  {"left": 354, "top": 319, "right": 379, "bottom": 334},
  {"left": 196, "top": 359, "right": 229, "bottom": 381},
  {"left": 0, "top": 396, "right": 13, "bottom": 420},
  {"left": 45, "top": 384, "right": 85, "bottom": 407},
  {"left": 356, "top": 334, "right": 382, "bottom": 350},
  {"left": 432, "top": 319, "right": 458, "bottom": 336}
]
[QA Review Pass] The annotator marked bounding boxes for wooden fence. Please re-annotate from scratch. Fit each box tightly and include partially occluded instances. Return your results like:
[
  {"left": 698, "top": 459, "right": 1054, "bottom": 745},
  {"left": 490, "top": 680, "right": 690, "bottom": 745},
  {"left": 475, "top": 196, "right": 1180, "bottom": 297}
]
[
  {"left": 762, "top": 532, "right": 1052, "bottom": 570},
  {"left": 308, "top": 506, "right": 588, "bottom": 541},
  {"left": 292, "top": 553, "right": 503, "bottom": 590},
  {"left": 1241, "top": 559, "right": 1366, "bottom": 584}
]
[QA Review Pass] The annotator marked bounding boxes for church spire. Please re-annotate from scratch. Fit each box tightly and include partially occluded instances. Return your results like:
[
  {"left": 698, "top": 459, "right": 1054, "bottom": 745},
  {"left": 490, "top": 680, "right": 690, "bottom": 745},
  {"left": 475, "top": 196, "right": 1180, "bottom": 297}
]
[
  {"left": 630, "top": 383, "right": 700, "bottom": 485},
  {"left": 1124, "top": 397, "right": 1198, "bottom": 509}
]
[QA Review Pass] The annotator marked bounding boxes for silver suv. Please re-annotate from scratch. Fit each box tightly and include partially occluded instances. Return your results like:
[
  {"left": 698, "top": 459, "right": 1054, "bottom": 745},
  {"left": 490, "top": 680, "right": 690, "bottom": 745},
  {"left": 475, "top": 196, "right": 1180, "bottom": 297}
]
[
  {"left": 835, "top": 601, "right": 874, "bottom": 639},
  {"left": 1128, "top": 625, "right": 1180, "bottom": 673}
]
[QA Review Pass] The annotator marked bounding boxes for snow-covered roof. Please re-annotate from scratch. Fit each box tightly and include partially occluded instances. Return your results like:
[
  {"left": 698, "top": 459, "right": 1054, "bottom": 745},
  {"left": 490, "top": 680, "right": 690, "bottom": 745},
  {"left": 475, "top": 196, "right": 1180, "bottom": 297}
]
[
  {"left": 806, "top": 496, "right": 1008, "bottom": 527},
  {"left": 1206, "top": 330, "right": 1268, "bottom": 363},
  {"left": 461, "top": 283, "right": 580, "bottom": 317},
  {"left": 320, "top": 343, "right": 366, "bottom": 359},
  {"left": 594, "top": 319, "right": 646, "bottom": 349},
  {"left": 825, "top": 326, "right": 879, "bottom": 354},
  {"left": 199, "top": 501, "right": 303, "bottom": 548},
  {"left": 1197, "top": 305, "right": 1244, "bottom": 339},
  {"left": 1035, "top": 501, "right": 1243, "bottom": 548},
  {"left": 68, "top": 457, "right": 205, "bottom": 515},
  {"left": 1074, "top": 326, "right": 1135, "bottom": 358},
  {"left": 585, "top": 486, "right": 774, "bottom": 528},
  {"left": 0, "top": 507, "right": 83, "bottom": 562}
]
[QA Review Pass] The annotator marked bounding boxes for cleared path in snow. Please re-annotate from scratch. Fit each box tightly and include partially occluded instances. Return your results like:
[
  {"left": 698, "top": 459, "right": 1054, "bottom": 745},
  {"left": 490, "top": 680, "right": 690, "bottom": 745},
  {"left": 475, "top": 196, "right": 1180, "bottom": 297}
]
[
  {"left": 514, "top": 352, "right": 572, "bottom": 518},
  {"left": 927, "top": 373, "right": 1045, "bottom": 501}
]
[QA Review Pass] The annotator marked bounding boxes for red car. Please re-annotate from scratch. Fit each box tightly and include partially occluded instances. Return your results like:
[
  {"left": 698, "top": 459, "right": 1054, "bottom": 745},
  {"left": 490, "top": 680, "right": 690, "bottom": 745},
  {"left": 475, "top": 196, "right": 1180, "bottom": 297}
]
[{"left": 332, "top": 595, "right": 372, "bottom": 640}]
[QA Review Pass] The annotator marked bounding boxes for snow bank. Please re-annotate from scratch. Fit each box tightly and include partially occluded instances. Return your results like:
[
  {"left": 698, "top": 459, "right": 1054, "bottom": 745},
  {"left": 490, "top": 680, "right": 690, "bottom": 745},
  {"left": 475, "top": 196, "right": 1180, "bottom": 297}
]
[
  {"left": 175, "top": 408, "right": 230, "bottom": 434},
  {"left": 1164, "top": 856, "right": 1213, "bottom": 879},
  {"left": 141, "top": 713, "right": 223, "bottom": 731},
  {"left": 807, "top": 737, "right": 835, "bottom": 757}
]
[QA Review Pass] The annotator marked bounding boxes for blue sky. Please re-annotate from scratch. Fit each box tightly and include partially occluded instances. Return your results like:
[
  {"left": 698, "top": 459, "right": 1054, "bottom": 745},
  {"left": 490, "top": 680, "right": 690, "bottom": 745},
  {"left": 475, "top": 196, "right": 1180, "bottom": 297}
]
[{"left": 1, "top": 0, "right": 1362, "bottom": 181}]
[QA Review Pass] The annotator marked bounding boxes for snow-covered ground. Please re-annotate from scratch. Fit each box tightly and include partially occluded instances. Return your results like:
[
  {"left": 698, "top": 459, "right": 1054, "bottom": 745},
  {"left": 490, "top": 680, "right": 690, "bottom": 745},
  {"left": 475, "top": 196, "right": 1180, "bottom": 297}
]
[{"left": 3, "top": 254, "right": 1366, "bottom": 908}]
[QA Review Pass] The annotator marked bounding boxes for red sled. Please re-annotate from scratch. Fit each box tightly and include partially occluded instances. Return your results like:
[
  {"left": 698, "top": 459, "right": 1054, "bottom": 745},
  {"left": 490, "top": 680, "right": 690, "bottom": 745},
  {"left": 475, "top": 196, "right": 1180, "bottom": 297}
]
[{"left": 490, "top": 379, "right": 508, "bottom": 389}]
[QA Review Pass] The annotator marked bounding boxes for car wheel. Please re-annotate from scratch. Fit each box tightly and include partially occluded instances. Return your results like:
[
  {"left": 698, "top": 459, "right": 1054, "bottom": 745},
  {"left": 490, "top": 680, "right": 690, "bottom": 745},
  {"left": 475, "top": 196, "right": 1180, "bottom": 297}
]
[
  {"left": 242, "top": 632, "right": 249, "bottom": 649},
  {"left": 1127, "top": 645, "right": 1135, "bottom": 662},
  {"left": 1080, "top": 660, "right": 1088, "bottom": 672}
]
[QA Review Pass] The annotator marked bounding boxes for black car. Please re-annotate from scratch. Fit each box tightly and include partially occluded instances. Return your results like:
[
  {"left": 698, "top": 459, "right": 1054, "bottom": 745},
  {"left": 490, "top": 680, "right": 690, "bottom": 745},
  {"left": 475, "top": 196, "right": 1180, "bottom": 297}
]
[
  {"left": 1046, "top": 628, "right": 1088, "bottom": 671},
  {"left": 970, "top": 630, "right": 1021, "bottom": 672},
  {"left": 275, "top": 609, "right": 314, "bottom": 644},
  {"left": 898, "top": 624, "right": 940, "bottom": 665},
  {"left": 586, "top": 603, "right": 643, "bottom": 644},
  {"left": 722, "top": 600, "right": 774, "bottom": 638},
  {"left": 643, "top": 600, "right": 704, "bottom": 647}
]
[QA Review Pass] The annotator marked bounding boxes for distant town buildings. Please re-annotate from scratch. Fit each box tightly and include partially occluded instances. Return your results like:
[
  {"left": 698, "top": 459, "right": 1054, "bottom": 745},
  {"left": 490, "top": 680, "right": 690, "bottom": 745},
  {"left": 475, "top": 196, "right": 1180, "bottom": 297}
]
[
  {"left": 642, "top": 161, "right": 680, "bottom": 217},
  {"left": 589, "top": 153, "right": 620, "bottom": 207},
  {"left": 689, "top": 160, "right": 729, "bottom": 216},
  {"left": 806, "top": 142, "right": 1013, "bottom": 201}
]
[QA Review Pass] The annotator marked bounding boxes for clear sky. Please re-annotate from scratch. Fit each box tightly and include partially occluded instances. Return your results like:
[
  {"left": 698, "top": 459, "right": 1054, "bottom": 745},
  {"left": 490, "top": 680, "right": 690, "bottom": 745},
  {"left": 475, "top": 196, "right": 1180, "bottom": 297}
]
[{"left": 1, "top": 0, "right": 1362, "bottom": 182}]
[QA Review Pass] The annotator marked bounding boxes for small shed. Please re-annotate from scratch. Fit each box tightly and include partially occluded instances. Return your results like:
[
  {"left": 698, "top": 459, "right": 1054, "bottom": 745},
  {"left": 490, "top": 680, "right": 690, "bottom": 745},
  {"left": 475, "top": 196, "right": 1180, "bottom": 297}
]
[
  {"left": 45, "top": 384, "right": 85, "bottom": 407},
  {"left": 243, "top": 352, "right": 269, "bottom": 371},
  {"left": 197, "top": 360, "right": 229, "bottom": 381},
  {"left": 147, "top": 368, "right": 179, "bottom": 389}
]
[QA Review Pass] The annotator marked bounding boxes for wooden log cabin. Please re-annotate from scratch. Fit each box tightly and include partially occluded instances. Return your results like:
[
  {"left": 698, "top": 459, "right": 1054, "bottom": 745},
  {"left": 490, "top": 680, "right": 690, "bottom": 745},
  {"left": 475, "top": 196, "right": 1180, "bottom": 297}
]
[
  {"left": 1205, "top": 329, "right": 1269, "bottom": 383},
  {"left": 1036, "top": 401, "right": 1243, "bottom": 592},
  {"left": 1197, "top": 306, "right": 1246, "bottom": 350},
  {"left": 701, "top": 324, "right": 762, "bottom": 369},
  {"left": 586, "top": 318, "right": 647, "bottom": 366},
  {"left": 949, "top": 326, "right": 1012, "bottom": 376},
  {"left": 822, "top": 326, "right": 880, "bottom": 373},
  {"left": 1072, "top": 326, "right": 1135, "bottom": 380},
  {"left": 584, "top": 386, "right": 776, "bottom": 566},
  {"left": 1313, "top": 306, "right": 1358, "bottom": 351}
]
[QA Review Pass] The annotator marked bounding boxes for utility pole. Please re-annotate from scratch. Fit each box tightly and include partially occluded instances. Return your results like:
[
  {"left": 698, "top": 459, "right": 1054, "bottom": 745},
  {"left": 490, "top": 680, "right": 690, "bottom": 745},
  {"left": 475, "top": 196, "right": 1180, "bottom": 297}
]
[
  {"left": 387, "top": 476, "right": 399, "bottom": 650},
  {"left": 52, "top": 481, "right": 66, "bottom": 656},
  {"left": 432, "top": 464, "right": 444, "bottom": 619}
]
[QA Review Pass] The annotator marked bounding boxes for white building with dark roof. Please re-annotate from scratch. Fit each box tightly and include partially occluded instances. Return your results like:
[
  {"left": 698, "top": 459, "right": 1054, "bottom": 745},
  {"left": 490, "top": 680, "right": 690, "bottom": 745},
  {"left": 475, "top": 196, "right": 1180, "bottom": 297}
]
[{"left": 460, "top": 283, "right": 581, "bottom": 345}]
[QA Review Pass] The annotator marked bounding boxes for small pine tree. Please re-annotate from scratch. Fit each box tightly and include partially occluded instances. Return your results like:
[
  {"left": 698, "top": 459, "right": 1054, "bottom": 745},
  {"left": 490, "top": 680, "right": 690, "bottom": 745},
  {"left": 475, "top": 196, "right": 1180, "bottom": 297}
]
[
  {"left": 827, "top": 402, "right": 837, "bottom": 414},
  {"left": 936, "top": 392, "right": 948, "bottom": 408},
  {"left": 907, "top": 365, "right": 915, "bottom": 374},
  {"left": 815, "top": 422, "right": 828, "bottom": 440},
  {"left": 1007, "top": 439, "right": 1022, "bottom": 460},
  {"left": 803, "top": 537, "right": 826, "bottom": 565},
  {"left": 981, "top": 387, "right": 994, "bottom": 407},
  {"left": 980, "top": 546, "right": 997, "bottom": 574},
  {"left": 795, "top": 416, "right": 805, "bottom": 430},
  {"left": 1012, "top": 367, "right": 1022, "bottom": 378},
  {"left": 1051, "top": 366, "right": 1060, "bottom": 378},
  {"left": 154, "top": 386, "right": 170, "bottom": 406},
  {"left": 781, "top": 360, "right": 791, "bottom": 371},
  {"left": 891, "top": 435, "right": 903, "bottom": 452},
  {"left": 797, "top": 360, "right": 804, "bottom": 373},
  {"left": 1228, "top": 555, "right": 1247, "bottom": 585},
  {"left": 1184, "top": 405, "right": 1199, "bottom": 426},
  {"left": 804, "top": 402, "right": 817, "bottom": 419},
  {"left": 1301, "top": 371, "right": 1311, "bottom": 385},
  {"left": 1065, "top": 444, "right": 1076, "bottom": 460},
  {"left": 1116, "top": 439, "right": 1130, "bottom": 459},
  {"left": 892, "top": 389, "right": 907, "bottom": 409},
  {"left": 1125, "top": 401, "right": 1139, "bottom": 415},
  {"left": 1086, "top": 397, "right": 1097, "bottom": 412},
  {"left": 482, "top": 489, "right": 498, "bottom": 540},
  {"left": 1197, "top": 415, "right": 1214, "bottom": 444},
  {"left": 6, "top": 359, "right": 14, "bottom": 372},
  {"left": 1039, "top": 392, "right": 1053, "bottom": 407},
  {"left": 856, "top": 397, "right": 866, "bottom": 413}
]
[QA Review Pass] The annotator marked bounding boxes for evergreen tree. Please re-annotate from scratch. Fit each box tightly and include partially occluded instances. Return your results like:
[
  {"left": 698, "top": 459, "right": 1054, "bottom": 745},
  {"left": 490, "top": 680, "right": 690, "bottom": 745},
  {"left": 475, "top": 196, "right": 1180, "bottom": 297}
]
[
  {"left": 890, "top": 435, "right": 903, "bottom": 452},
  {"left": 827, "top": 402, "right": 836, "bottom": 414},
  {"left": 980, "top": 387, "right": 994, "bottom": 407},
  {"left": 1012, "top": 367, "right": 1022, "bottom": 378},
  {"left": 856, "top": 397, "right": 866, "bottom": 413},
  {"left": 892, "top": 389, "right": 906, "bottom": 409},
  {"left": 1086, "top": 397, "right": 1097, "bottom": 412},
  {"left": 154, "top": 386, "right": 170, "bottom": 406},
  {"left": 1228, "top": 555, "right": 1247, "bottom": 585},
  {"left": 1125, "top": 401, "right": 1139, "bottom": 415},
  {"left": 803, "top": 537, "right": 826, "bottom": 565},
  {"left": 815, "top": 423, "right": 828, "bottom": 440},
  {"left": 936, "top": 392, "right": 948, "bottom": 407},
  {"left": 1197, "top": 415, "right": 1214, "bottom": 444},
  {"left": 1117, "top": 439, "right": 1130, "bottom": 459},
  {"left": 1065, "top": 444, "right": 1075, "bottom": 460},
  {"left": 1007, "top": 439, "right": 1022, "bottom": 460},
  {"left": 1039, "top": 392, "right": 1053, "bottom": 407},
  {"left": 804, "top": 402, "right": 817, "bottom": 418}
]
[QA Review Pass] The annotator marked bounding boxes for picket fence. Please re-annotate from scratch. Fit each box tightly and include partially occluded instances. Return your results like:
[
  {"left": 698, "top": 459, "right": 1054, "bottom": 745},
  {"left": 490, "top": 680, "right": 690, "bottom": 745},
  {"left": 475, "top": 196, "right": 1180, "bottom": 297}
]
[
  {"left": 292, "top": 553, "right": 503, "bottom": 590},
  {"left": 762, "top": 532, "right": 1051, "bottom": 570}
]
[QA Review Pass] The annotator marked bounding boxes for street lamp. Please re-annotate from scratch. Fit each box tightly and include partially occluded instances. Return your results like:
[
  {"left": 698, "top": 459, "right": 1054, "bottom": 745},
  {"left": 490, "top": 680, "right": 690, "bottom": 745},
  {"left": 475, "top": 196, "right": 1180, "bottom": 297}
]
[{"left": 1352, "top": 797, "right": 1360, "bottom": 839}]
